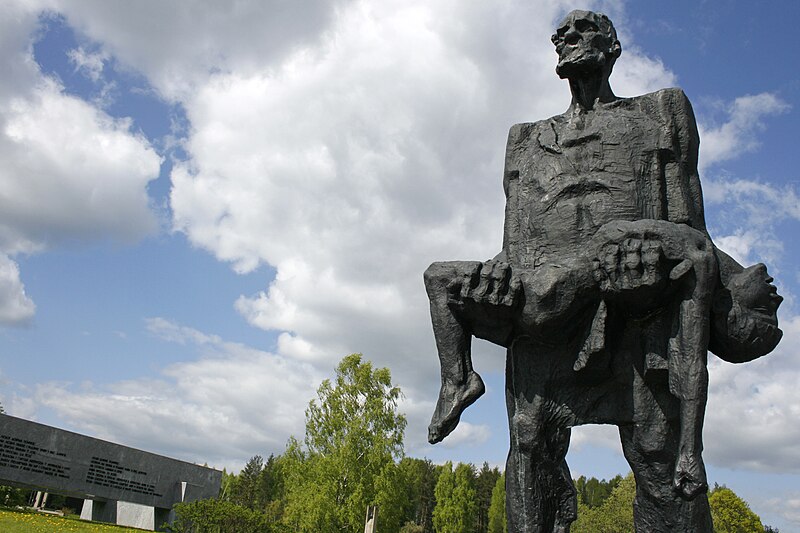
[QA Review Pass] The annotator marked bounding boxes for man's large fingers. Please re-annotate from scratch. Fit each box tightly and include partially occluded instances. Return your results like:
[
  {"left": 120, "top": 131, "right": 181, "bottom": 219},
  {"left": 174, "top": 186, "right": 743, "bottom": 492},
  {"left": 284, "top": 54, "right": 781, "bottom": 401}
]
[
  {"left": 602, "top": 244, "right": 621, "bottom": 287},
  {"left": 621, "top": 238, "right": 642, "bottom": 287},
  {"left": 474, "top": 261, "right": 493, "bottom": 298},
  {"left": 489, "top": 262, "right": 511, "bottom": 304},
  {"left": 504, "top": 274, "right": 522, "bottom": 306},
  {"left": 460, "top": 263, "right": 481, "bottom": 299},
  {"left": 641, "top": 240, "right": 662, "bottom": 285}
]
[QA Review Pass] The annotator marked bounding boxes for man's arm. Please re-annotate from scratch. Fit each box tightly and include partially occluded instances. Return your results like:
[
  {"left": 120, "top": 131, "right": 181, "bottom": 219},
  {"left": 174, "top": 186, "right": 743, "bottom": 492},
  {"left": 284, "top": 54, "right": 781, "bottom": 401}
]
[
  {"left": 658, "top": 88, "right": 707, "bottom": 231},
  {"left": 501, "top": 123, "right": 526, "bottom": 266},
  {"left": 658, "top": 88, "right": 784, "bottom": 362}
]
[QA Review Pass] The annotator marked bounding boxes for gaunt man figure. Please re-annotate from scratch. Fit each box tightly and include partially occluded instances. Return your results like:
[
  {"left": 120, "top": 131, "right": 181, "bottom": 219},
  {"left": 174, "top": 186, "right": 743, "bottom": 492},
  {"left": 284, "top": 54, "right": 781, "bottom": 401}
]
[{"left": 424, "top": 10, "right": 782, "bottom": 532}]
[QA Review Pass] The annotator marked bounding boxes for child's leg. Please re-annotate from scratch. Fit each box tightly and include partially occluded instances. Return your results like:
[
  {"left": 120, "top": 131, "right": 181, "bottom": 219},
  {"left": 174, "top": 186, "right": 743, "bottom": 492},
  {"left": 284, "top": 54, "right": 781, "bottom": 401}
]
[{"left": 424, "top": 261, "right": 486, "bottom": 444}]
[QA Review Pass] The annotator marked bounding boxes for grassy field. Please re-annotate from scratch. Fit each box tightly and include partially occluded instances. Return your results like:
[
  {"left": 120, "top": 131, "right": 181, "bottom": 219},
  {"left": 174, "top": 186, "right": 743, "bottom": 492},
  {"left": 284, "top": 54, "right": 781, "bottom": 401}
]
[{"left": 0, "top": 508, "right": 145, "bottom": 532}]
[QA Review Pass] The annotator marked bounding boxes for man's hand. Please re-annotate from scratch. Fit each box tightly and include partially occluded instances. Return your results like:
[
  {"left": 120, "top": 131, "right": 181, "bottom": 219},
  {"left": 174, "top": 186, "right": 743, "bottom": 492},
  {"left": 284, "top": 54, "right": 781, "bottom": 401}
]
[
  {"left": 448, "top": 259, "right": 522, "bottom": 309},
  {"left": 593, "top": 237, "right": 668, "bottom": 293},
  {"left": 590, "top": 220, "right": 713, "bottom": 311}
]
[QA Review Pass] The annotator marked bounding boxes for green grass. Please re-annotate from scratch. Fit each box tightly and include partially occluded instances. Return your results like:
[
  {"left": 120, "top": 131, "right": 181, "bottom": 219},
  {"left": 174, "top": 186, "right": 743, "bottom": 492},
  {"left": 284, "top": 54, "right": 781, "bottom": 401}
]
[{"left": 0, "top": 508, "right": 144, "bottom": 532}]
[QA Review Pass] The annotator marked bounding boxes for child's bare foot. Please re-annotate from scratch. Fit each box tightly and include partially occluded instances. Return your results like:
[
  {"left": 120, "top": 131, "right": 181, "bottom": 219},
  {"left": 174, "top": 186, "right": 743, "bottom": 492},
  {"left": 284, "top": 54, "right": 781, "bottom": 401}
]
[{"left": 428, "top": 371, "right": 485, "bottom": 444}]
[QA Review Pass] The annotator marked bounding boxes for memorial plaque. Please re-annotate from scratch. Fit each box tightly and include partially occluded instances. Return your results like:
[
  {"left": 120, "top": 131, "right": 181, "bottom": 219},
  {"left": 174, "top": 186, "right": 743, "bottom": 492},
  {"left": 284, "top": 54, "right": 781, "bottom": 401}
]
[{"left": 0, "top": 414, "right": 221, "bottom": 508}]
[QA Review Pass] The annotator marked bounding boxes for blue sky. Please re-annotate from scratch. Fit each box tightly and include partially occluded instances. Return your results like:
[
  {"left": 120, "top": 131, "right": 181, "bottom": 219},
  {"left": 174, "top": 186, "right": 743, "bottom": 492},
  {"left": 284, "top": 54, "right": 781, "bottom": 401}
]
[{"left": 1, "top": 0, "right": 799, "bottom": 529}]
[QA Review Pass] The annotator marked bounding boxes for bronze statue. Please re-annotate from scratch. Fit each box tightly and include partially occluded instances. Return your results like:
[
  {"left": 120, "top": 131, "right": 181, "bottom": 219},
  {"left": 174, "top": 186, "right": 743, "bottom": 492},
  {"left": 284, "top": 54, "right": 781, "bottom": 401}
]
[{"left": 425, "top": 10, "right": 782, "bottom": 532}]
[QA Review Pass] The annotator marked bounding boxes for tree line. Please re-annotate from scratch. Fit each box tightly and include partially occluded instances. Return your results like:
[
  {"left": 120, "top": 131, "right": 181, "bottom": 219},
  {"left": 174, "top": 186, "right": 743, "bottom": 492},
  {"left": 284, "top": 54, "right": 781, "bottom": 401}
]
[{"left": 167, "top": 354, "right": 779, "bottom": 533}]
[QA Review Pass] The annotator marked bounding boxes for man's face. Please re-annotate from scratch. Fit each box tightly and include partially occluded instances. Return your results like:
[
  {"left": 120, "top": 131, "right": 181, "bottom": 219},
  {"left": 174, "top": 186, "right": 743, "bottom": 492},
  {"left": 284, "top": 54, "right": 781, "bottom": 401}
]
[{"left": 552, "top": 11, "right": 616, "bottom": 79}]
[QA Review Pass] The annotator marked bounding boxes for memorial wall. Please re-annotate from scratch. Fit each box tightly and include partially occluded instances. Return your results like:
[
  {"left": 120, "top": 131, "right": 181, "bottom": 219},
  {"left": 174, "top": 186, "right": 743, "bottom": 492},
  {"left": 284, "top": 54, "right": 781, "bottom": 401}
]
[{"left": 0, "top": 413, "right": 221, "bottom": 509}]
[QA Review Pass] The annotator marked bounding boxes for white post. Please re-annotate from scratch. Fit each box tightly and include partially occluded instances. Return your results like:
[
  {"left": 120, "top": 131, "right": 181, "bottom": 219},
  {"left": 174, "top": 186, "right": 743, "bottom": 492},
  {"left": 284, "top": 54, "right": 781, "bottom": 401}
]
[{"left": 364, "top": 505, "right": 377, "bottom": 533}]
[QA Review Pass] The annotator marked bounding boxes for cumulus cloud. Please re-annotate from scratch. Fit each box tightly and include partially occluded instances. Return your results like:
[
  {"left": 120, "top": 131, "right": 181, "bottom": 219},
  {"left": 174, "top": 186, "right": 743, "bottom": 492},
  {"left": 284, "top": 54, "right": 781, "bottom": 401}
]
[
  {"left": 166, "top": 0, "right": 675, "bottom": 398},
  {"left": 570, "top": 424, "right": 623, "bottom": 454},
  {"left": 437, "top": 422, "right": 491, "bottom": 449},
  {"left": 52, "top": 0, "right": 343, "bottom": 101},
  {"left": 703, "top": 313, "right": 800, "bottom": 473},
  {"left": 0, "top": 0, "right": 161, "bottom": 324},
  {"left": 67, "top": 46, "right": 108, "bottom": 82},
  {"left": 701, "top": 176, "right": 799, "bottom": 269},
  {"left": 764, "top": 493, "right": 800, "bottom": 528},
  {"left": 34, "top": 318, "right": 323, "bottom": 468},
  {"left": 704, "top": 178, "right": 800, "bottom": 226},
  {"left": 0, "top": 254, "right": 35, "bottom": 325},
  {"left": 698, "top": 93, "right": 790, "bottom": 173},
  {"left": 0, "top": 79, "right": 160, "bottom": 251},
  {"left": 696, "top": 95, "right": 797, "bottom": 270}
]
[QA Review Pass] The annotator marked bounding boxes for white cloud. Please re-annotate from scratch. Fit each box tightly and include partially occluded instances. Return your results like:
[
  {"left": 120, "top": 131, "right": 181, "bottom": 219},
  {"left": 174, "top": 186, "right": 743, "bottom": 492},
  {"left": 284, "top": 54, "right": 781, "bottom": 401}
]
[
  {"left": 51, "top": 0, "right": 343, "bottom": 101},
  {"left": 0, "top": 0, "right": 161, "bottom": 324},
  {"left": 704, "top": 178, "right": 800, "bottom": 226},
  {"left": 67, "top": 46, "right": 117, "bottom": 108},
  {"left": 609, "top": 45, "right": 676, "bottom": 98},
  {"left": 764, "top": 494, "right": 800, "bottom": 528},
  {"left": 703, "top": 312, "right": 800, "bottom": 473},
  {"left": 702, "top": 177, "right": 799, "bottom": 269},
  {"left": 67, "top": 46, "right": 108, "bottom": 82},
  {"left": 22, "top": 318, "right": 442, "bottom": 470},
  {"left": 0, "top": 254, "right": 35, "bottom": 325},
  {"left": 694, "top": 95, "right": 795, "bottom": 273},
  {"left": 698, "top": 93, "right": 790, "bottom": 173},
  {"left": 5, "top": 392, "right": 38, "bottom": 420},
  {"left": 713, "top": 230, "right": 783, "bottom": 268},
  {"left": 164, "top": 0, "right": 676, "bottom": 398},
  {"left": 437, "top": 421, "right": 491, "bottom": 449},
  {"left": 0, "top": 79, "right": 160, "bottom": 251},
  {"left": 34, "top": 318, "right": 323, "bottom": 468},
  {"left": 570, "top": 424, "right": 623, "bottom": 454}
]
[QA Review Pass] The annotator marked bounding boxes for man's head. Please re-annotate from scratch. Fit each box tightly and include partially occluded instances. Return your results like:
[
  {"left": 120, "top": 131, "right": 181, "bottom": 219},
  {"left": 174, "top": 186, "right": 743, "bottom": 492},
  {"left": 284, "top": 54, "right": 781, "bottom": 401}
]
[{"left": 551, "top": 10, "right": 621, "bottom": 80}]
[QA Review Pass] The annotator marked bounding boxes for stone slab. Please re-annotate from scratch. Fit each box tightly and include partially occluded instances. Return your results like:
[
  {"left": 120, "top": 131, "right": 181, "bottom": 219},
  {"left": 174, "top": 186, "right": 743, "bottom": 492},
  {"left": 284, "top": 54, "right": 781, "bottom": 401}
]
[{"left": 0, "top": 413, "right": 221, "bottom": 508}]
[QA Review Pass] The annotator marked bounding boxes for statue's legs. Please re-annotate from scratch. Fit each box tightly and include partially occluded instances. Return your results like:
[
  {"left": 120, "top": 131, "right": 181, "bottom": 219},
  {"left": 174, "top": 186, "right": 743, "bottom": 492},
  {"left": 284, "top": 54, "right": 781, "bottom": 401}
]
[
  {"left": 505, "top": 342, "right": 577, "bottom": 533},
  {"left": 618, "top": 375, "right": 713, "bottom": 532}
]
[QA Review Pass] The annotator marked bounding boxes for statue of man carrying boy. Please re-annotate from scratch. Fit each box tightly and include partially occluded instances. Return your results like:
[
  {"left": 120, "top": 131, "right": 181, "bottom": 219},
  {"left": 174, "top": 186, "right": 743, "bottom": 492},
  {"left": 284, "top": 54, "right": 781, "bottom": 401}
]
[{"left": 424, "top": 10, "right": 783, "bottom": 532}]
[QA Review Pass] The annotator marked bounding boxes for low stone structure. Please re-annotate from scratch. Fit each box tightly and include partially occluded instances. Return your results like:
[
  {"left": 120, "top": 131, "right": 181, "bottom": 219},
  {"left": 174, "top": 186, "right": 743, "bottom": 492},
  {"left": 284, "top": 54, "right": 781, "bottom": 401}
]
[{"left": 0, "top": 413, "right": 221, "bottom": 530}]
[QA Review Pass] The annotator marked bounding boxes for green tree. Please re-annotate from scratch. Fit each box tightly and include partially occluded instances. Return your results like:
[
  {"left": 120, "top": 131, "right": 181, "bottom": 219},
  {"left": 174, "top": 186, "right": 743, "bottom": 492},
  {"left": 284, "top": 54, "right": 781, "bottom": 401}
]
[
  {"left": 282, "top": 354, "right": 406, "bottom": 532},
  {"left": 398, "top": 457, "right": 439, "bottom": 532},
  {"left": 259, "top": 454, "right": 287, "bottom": 522},
  {"left": 709, "top": 485, "right": 765, "bottom": 533},
  {"left": 433, "top": 462, "right": 478, "bottom": 533},
  {"left": 219, "top": 468, "right": 234, "bottom": 500},
  {"left": 475, "top": 463, "right": 501, "bottom": 532},
  {"left": 487, "top": 473, "right": 506, "bottom": 533},
  {"left": 575, "top": 475, "right": 622, "bottom": 508},
  {"left": 400, "top": 522, "right": 425, "bottom": 533},
  {"left": 229, "top": 455, "right": 265, "bottom": 510},
  {"left": 572, "top": 472, "right": 635, "bottom": 533},
  {"left": 171, "top": 498, "right": 279, "bottom": 533},
  {"left": 0, "top": 485, "right": 30, "bottom": 507}
]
